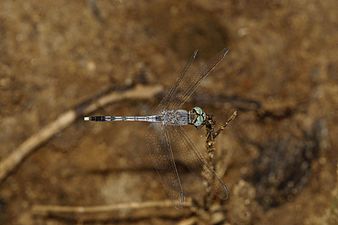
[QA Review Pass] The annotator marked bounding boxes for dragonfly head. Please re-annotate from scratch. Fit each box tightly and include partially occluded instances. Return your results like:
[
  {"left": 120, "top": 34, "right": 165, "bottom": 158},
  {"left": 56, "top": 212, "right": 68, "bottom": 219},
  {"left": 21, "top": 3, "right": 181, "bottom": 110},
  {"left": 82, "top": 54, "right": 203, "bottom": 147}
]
[{"left": 191, "top": 106, "right": 207, "bottom": 127}]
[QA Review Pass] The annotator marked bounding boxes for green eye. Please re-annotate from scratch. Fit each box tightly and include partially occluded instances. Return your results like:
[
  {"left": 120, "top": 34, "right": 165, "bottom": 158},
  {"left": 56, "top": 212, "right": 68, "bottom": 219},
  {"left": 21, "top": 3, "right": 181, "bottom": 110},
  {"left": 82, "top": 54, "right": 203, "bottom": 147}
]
[
  {"left": 193, "top": 107, "right": 203, "bottom": 115},
  {"left": 194, "top": 115, "right": 204, "bottom": 127}
]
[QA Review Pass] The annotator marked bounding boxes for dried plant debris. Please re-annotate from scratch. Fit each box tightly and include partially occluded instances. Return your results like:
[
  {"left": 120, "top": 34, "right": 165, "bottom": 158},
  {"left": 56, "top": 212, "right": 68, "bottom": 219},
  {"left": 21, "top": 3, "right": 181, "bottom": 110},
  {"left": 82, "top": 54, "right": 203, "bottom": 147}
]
[{"left": 246, "top": 120, "right": 324, "bottom": 209}]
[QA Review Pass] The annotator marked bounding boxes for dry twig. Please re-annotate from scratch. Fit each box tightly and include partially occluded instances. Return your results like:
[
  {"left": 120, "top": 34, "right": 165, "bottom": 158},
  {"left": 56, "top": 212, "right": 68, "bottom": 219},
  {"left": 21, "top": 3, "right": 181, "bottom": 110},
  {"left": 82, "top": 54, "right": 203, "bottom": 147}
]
[
  {"left": 33, "top": 199, "right": 192, "bottom": 214},
  {"left": 32, "top": 199, "right": 193, "bottom": 221},
  {"left": 0, "top": 84, "right": 162, "bottom": 183},
  {"left": 203, "top": 111, "right": 238, "bottom": 209}
]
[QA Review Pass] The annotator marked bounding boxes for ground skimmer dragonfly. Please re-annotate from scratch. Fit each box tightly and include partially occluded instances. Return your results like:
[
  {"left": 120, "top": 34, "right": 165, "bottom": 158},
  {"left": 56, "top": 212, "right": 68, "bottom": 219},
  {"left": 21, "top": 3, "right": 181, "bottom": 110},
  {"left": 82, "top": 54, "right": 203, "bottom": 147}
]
[{"left": 84, "top": 48, "right": 230, "bottom": 203}]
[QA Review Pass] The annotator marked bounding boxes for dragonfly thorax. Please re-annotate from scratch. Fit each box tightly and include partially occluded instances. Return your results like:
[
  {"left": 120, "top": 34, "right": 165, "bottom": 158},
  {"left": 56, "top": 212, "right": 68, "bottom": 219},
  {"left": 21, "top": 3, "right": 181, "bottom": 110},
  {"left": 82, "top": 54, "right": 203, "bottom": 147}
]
[
  {"left": 161, "top": 110, "right": 189, "bottom": 126},
  {"left": 160, "top": 107, "right": 207, "bottom": 127}
]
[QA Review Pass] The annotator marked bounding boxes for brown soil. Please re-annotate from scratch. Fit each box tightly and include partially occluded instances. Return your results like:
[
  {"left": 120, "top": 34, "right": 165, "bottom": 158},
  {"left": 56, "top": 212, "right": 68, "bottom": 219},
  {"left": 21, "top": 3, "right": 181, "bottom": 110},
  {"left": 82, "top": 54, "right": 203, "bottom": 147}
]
[{"left": 0, "top": 0, "right": 337, "bottom": 224}]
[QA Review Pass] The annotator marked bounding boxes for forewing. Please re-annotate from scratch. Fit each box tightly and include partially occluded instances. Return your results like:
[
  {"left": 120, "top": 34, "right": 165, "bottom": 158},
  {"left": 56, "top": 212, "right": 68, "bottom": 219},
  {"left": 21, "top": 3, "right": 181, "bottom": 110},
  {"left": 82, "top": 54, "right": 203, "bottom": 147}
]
[
  {"left": 155, "top": 48, "right": 228, "bottom": 113},
  {"left": 155, "top": 50, "right": 198, "bottom": 112},
  {"left": 170, "top": 48, "right": 229, "bottom": 109}
]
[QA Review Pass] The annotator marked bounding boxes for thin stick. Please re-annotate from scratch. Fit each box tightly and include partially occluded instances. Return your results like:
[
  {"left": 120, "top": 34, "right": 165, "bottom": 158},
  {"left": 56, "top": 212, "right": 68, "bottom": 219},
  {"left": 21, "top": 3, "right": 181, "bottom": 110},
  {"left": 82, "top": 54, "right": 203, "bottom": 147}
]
[
  {"left": 203, "top": 110, "right": 237, "bottom": 207},
  {"left": 214, "top": 111, "right": 238, "bottom": 138},
  {"left": 32, "top": 200, "right": 192, "bottom": 215},
  {"left": 32, "top": 199, "right": 193, "bottom": 222},
  {"left": 177, "top": 217, "right": 197, "bottom": 225},
  {"left": 0, "top": 84, "right": 162, "bottom": 183}
]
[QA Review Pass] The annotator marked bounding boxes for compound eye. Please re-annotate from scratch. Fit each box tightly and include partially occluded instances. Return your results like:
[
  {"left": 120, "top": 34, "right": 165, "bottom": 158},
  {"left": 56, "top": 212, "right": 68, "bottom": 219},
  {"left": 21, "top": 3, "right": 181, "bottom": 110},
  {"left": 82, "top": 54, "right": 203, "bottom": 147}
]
[
  {"left": 193, "top": 107, "right": 203, "bottom": 115},
  {"left": 193, "top": 115, "right": 204, "bottom": 127}
]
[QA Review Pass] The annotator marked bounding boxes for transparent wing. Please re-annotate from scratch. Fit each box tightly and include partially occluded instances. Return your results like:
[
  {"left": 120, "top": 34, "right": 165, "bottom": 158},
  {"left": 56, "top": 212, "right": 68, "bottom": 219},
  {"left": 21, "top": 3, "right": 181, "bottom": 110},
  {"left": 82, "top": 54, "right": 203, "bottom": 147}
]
[
  {"left": 175, "top": 48, "right": 229, "bottom": 109},
  {"left": 145, "top": 123, "right": 185, "bottom": 203},
  {"left": 167, "top": 125, "right": 229, "bottom": 200},
  {"left": 155, "top": 50, "right": 198, "bottom": 113},
  {"left": 156, "top": 48, "right": 229, "bottom": 111}
]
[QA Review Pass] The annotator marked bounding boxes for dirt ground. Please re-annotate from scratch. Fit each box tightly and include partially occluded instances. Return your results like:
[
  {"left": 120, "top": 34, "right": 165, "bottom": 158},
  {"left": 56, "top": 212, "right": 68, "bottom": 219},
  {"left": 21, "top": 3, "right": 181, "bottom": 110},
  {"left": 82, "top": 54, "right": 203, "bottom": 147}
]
[{"left": 0, "top": 0, "right": 338, "bottom": 224}]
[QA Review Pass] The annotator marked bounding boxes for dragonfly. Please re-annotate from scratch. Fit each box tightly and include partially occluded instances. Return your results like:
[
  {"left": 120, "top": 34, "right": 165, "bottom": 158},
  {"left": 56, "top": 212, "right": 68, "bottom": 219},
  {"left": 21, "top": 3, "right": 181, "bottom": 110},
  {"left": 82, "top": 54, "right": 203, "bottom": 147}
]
[{"left": 84, "top": 48, "right": 230, "bottom": 203}]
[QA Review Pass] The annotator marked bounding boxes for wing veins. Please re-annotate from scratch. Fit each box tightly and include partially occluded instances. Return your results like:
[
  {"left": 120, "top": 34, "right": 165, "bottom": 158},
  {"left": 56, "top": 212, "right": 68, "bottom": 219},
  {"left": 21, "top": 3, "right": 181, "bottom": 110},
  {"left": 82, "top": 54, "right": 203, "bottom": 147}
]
[
  {"left": 155, "top": 50, "right": 198, "bottom": 112},
  {"left": 174, "top": 48, "right": 229, "bottom": 109},
  {"left": 162, "top": 126, "right": 185, "bottom": 202}
]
